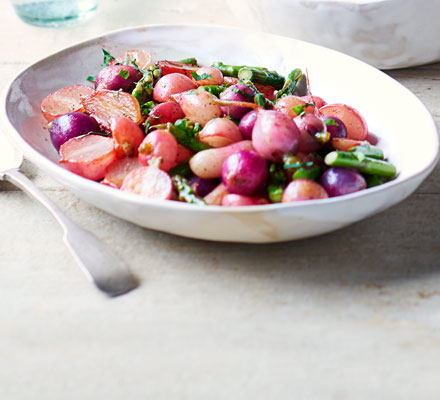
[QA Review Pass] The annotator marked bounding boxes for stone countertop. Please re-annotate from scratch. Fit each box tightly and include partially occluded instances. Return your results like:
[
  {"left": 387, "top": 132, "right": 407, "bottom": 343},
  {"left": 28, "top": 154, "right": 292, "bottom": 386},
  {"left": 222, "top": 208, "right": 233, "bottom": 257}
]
[{"left": 1, "top": 1, "right": 439, "bottom": 399}]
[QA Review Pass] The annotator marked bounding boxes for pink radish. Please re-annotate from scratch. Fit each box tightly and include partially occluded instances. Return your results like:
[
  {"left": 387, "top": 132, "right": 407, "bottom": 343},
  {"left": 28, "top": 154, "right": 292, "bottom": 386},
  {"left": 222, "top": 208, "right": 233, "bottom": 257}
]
[{"left": 59, "top": 134, "right": 116, "bottom": 181}]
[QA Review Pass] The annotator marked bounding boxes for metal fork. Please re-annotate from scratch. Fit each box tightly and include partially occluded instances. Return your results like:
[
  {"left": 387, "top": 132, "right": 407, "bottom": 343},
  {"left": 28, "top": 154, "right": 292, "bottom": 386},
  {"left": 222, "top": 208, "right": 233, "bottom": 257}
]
[{"left": 0, "top": 132, "right": 137, "bottom": 296}]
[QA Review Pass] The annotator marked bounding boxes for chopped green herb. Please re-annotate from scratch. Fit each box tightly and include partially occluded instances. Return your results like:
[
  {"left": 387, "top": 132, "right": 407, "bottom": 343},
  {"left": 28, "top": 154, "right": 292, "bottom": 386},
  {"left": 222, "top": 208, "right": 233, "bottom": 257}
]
[
  {"left": 87, "top": 131, "right": 112, "bottom": 137},
  {"left": 101, "top": 49, "right": 115, "bottom": 67},
  {"left": 86, "top": 75, "right": 96, "bottom": 83},
  {"left": 118, "top": 69, "right": 130, "bottom": 79},
  {"left": 190, "top": 71, "right": 212, "bottom": 81},
  {"left": 324, "top": 118, "right": 339, "bottom": 126},
  {"left": 292, "top": 104, "right": 305, "bottom": 116}
]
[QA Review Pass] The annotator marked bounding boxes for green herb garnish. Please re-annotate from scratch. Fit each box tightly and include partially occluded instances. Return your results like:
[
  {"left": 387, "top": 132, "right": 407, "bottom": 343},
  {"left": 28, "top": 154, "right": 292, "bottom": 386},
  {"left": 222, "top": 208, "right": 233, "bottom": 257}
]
[
  {"left": 190, "top": 71, "right": 212, "bottom": 81},
  {"left": 101, "top": 49, "right": 115, "bottom": 67},
  {"left": 324, "top": 118, "right": 339, "bottom": 126},
  {"left": 86, "top": 75, "right": 96, "bottom": 83},
  {"left": 118, "top": 69, "right": 130, "bottom": 79}
]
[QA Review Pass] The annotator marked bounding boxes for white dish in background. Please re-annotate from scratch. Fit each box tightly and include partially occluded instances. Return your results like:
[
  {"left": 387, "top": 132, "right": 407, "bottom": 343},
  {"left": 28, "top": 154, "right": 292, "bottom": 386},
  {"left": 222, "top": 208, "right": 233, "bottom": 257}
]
[
  {"left": 225, "top": 0, "right": 440, "bottom": 69},
  {"left": 1, "top": 24, "right": 438, "bottom": 243}
]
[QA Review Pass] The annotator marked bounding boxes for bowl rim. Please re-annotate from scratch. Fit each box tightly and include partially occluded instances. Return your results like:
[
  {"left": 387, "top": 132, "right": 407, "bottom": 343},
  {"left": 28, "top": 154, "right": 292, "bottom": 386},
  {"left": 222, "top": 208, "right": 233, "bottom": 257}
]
[{"left": 1, "top": 23, "right": 439, "bottom": 214}]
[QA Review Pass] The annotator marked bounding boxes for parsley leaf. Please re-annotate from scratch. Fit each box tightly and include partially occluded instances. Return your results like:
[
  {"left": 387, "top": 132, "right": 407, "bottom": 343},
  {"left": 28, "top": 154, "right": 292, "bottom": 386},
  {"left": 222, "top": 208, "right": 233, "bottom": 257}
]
[
  {"left": 324, "top": 118, "right": 339, "bottom": 126},
  {"left": 118, "top": 69, "right": 130, "bottom": 79},
  {"left": 292, "top": 104, "right": 305, "bottom": 116},
  {"left": 190, "top": 71, "right": 212, "bottom": 81},
  {"left": 86, "top": 75, "right": 96, "bottom": 83},
  {"left": 101, "top": 49, "right": 115, "bottom": 67}
]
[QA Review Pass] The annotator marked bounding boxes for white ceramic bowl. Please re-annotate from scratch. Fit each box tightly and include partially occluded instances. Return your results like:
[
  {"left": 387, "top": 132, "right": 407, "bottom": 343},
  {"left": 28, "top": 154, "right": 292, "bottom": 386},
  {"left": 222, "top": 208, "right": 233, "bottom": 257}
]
[
  {"left": 1, "top": 24, "right": 438, "bottom": 242},
  {"left": 225, "top": 0, "right": 440, "bottom": 69}
]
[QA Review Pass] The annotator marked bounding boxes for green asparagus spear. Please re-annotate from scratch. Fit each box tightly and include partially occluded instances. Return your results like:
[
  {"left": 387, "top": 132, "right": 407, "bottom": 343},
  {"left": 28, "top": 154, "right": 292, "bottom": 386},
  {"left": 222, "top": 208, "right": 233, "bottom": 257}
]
[
  {"left": 366, "top": 175, "right": 387, "bottom": 188},
  {"left": 178, "top": 57, "right": 198, "bottom": 66},
  {"left": 325, "top": 151, "right": 397, "bottom": 178},
  {"left": 151, "top": 119, "right": 211, "bottom": 153},
  {"left": 275, "top": 68, "right": 304, "bottom": 100},
  {"left": 169, "top": 159, "right": 192, "bottom": 177},
  {"left": 292, "top": 165, "right": 321, "bottom": 181},
  {"left": 211, "top": 62, "right": 266, "bottom": 77},
  {"left": 132, "top": 74, "right": 154, "bottom": 104},
  {"left": 237, "top": 68, "right": 285, "bottom": 89},
  {"left": 212, "top": 62, "right": 285, "bottom": 89},
  {"left": 172, "top": 175, "right": 206, "bottom": 205},
  {"left": 348, "top": 143, "right": 384, "bottom": 160}
]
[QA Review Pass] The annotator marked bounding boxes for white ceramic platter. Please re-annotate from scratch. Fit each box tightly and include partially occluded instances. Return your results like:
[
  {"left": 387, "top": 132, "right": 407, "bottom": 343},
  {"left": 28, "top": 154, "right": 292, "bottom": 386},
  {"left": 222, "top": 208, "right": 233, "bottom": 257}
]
[{"left": 2, "top": 24, "right": 439, "bottom": 243}]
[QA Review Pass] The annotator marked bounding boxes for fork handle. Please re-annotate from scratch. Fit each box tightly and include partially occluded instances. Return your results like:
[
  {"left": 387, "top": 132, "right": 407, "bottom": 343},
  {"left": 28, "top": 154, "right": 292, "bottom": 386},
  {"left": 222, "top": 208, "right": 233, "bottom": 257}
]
[{"left": 4, "top": 168, "right": 137, "bottom": 296}]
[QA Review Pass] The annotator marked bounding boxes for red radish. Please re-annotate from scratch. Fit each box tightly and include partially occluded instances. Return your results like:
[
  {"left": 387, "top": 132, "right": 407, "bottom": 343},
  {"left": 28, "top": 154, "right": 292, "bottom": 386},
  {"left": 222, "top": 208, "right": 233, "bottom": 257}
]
[
  {"left": 110, "top": 116, "right": 145, "bottom": 157},
  {"left": 175, "top": 145, "right": 194, "bottom": 164},
  {"left": 331, "top": 138, "right": 366, "bottom": 151},
  {"left": 111, "top": 50, "right": 152, "bottom": 70},
  {"left": 158, "top": 60, "right": 199, "bottom": 78},
  {"left": 147, "top": 101, "right": 185, "bottom": 126},
  {"left": 153, "top": 73, "right": 197, "bottom": 102},
  {"left": 102, "top": 157, "right": 142, "bottom": 188},
  {"left": 252, "top": 110, "right": 300, "bottom": 162},
  {"left": 189, "top": 140, "right": 253, "bottom": 179},
  {"left": 300, "top": 94, "right": 327, "bottom": 109},
  {"left": 222, "top": 194, "right": 269, "bottom": 206},
  {"left": 172, "top": 89, "right": 222, "bottom": 126},
  {"left": 95, "top": 65, "right": 142, "bottom": 92},
  {"left": 274, "top": 95, "right": 315, "bottom": 119},
  {"left": 41, "top": 85, "right": 94, "bottom": 122},
  {"left": 138, "top": 129, "right": 178, "bottom": 171},
  {"left": 223, "top": 77, "right": 275, "bottom": 100},
  {"left": 320, "top": 103, "right": 368, "bottom": 140},
  {"left": 204, "top": 183, "right": 228, "bottom": 205},
  {"left": 255, "top": 84, "right": 276, "bottom": 101},
  {"left": 222, "top": 150, "right": 268, "bottom": 195},
  {"left": 82, "top": 90, "right": 143, "bottom": 130},
  {"left": 367, "top": 132, "right": 379, "bottom": 145},
  {"left": 282, "top": 179, "right": 328, "bottom": 202},
  {"left": 192, "top": 66, "right": 224, "bottom": 86},
  {"left": 198, "top": 118, "right": 242, "bottom": 147},
  {"left": 120, "top": 166, "right": 173, "bottom": 200},
  {"left": 59, "top": 134, "right": 116, "bottom": 181}
]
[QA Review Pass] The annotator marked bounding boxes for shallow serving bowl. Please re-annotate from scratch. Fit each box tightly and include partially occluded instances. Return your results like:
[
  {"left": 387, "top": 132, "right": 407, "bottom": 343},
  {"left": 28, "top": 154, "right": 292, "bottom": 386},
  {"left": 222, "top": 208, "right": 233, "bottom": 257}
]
[
  {"left": 1, "top": 24, "right": 438, "bottom": 243},
  {"left": 225, "top": 0, "right": 440, "bottom": 69}
]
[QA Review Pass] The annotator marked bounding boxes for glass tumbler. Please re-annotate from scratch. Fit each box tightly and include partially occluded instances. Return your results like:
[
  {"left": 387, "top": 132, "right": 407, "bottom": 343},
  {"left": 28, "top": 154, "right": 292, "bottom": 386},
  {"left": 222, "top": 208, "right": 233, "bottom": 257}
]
[{"left": 11, "top": 0, "right": 98, "bottom": 27}]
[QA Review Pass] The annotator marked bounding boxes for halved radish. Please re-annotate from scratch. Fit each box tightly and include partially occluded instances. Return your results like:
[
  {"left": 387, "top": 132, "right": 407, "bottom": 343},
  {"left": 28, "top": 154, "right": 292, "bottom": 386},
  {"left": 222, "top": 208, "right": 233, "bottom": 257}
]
[
  {"left": 158, "top": 60, "right": 199, "bottom": 77},
  {"left": 110, "top": 116, "right": 145, "bottom": 157},
  {"left": 331, "top": 138, "right": 366, "bottom": 151},
  {"left": 111, "top": 50, "right": 152, "bottom": 70},
  {"left": 120, "top": 166, "right": 173, "bottom": 200},
  {"left": 82, "top": 90, "right": 143, "bottom": 130},
  {"left": 274, "top": 95, "right": 315, "bottom": 119},
  {"left": 320, "top": 103, "right": 368, "bottom": 141},
  {"left": 255, "top": 84, "right": 276, "bottom": 101},
  {"left": 300, "top": 94, "right": 327, "bottom": 109},
  {"left": 59, "top": 134, "right": 116, "bottom": 180},
  {"left": 41, "top": 85, "right": 94, "bottom": 122},
  {"left": 102, "top": 157, "right": 142, "bottom": 188}
]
